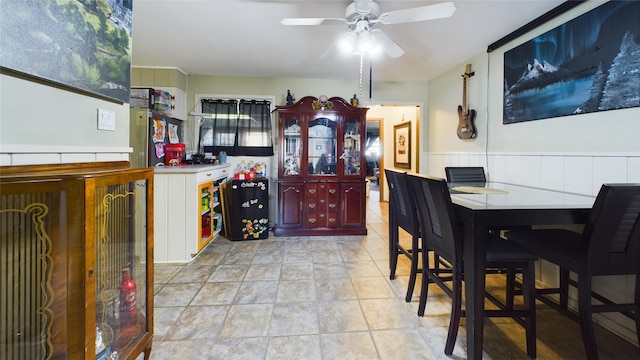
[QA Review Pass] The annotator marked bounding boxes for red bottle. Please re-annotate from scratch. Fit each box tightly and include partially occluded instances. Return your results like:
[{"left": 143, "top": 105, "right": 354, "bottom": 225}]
[{"left": 119, "top": 268, "right": 137, "bottom": 327}]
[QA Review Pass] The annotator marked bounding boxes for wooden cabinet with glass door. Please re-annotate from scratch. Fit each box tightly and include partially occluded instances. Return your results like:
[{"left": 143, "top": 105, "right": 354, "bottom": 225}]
[
  {"left": 0, "top": 161, "right": 154, "bottom": 360},
  {"left": 275, "top": 96, "right": 368, "bottom": 236}
]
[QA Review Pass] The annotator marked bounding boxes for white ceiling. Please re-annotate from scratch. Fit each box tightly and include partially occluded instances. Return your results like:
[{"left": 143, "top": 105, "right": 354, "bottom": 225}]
[{"left": 131, "top": 0, "right": 566, "bottom": 82}]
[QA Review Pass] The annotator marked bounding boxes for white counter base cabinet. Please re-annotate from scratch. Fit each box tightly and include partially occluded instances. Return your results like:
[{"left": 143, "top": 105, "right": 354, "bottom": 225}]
[{"left": 154, "top": 164, "right": 230, "bottom": 263}]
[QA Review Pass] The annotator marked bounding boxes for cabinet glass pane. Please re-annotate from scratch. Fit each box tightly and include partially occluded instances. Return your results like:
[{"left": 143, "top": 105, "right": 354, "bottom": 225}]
[
  {"left": 95, "top": 179, "right": 148, "bottom": 359},
  {"left": 343, "top": 118, "right": 361, "bottom": 175},
  {"left": 1, "top": 190, "right": 58, "bottom": 359},
  {"left": 283, "top": 118, "right": 301, "bottom": 175},
  {"left": 308, "top": 117, "right": 337, "bottom": 175}
]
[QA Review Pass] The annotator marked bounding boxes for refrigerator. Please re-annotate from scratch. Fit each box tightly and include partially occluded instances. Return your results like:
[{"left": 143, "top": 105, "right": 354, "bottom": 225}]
[
  {"left": 129, "top": 88, "right": 183, "bottom": 168},
  {"left": 225, "top": 179, "right": 269, "bottom": 241}
]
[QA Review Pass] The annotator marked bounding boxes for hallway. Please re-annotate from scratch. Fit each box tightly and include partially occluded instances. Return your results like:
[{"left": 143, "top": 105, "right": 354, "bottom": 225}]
[{"left": 149, "top": 196, "right": 640, "bottom": 359}]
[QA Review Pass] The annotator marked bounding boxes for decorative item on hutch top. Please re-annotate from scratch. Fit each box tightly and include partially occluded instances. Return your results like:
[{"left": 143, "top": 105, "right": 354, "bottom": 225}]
[{"left": 275, "top": 96, "right": 368, "bottom": 236}]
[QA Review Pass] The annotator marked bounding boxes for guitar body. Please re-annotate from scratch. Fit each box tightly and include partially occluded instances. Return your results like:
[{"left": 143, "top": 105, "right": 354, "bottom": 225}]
[{"left": 457, "top": 105, "right": 477, "bottom": 139}]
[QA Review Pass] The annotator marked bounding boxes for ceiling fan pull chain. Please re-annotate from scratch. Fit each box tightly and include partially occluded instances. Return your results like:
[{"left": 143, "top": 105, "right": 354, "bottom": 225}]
[
  {"left": 369, "top": 60, "right": 373, "bottom": 100},
  {"left": 359, "top": 54, "right": 363, "bottom": 100}
]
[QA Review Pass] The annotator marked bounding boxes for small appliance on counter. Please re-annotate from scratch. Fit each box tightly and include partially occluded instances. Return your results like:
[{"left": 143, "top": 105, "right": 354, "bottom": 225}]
[
  {"left": 182, "top": 153, "right": 217, "bottom": 165},
  {"left": 164, "top": 143, "right": 185, "bottom": 166}
]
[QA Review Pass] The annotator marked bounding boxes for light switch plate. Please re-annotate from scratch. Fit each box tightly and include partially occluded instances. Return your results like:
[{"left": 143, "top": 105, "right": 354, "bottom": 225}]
[{"left": 97, "top": 108, "right": 116, "bottom": 131}]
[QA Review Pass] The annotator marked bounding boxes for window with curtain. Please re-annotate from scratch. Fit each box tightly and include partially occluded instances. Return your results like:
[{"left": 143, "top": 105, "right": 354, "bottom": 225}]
[{"left": 199, "top": 99, "right": 274, "bottom": 156}]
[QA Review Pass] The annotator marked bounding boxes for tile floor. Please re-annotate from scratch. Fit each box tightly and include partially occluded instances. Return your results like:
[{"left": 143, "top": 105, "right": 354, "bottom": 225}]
[{"left": 149, "top": 191, "right": 640, "bottom": 359}]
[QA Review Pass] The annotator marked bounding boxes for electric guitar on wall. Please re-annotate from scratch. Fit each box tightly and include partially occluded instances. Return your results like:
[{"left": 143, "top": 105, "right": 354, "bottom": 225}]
[{"left": 457, "top": 64, "right": 477, "bottom": 140}]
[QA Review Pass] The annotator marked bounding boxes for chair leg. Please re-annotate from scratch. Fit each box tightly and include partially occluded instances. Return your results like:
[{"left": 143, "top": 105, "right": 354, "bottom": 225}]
[
  {"left": 433, "top": 253, "right": 440, "bottom": 276},
  {"left": 417, "top": 248, "right": 431, "bottom": 316},
  {"left": 523, "top": 262, "right": 537, "bottom": 358},
  {"left": 444, "top": 267, "right": 463, "bottom": 355},
  {"left": 577, "top": 274, "right": 599, "bottom": 360},
  {"left": 635, "top": 274, "right": 640, "bottom": 351},
  {"left": 506, "top": 268, "right": 516, "bottom": 310},
  {"left": 405, "top": 234, "right": 420, "bottom": 302},
  {"left": 560, "top": 268, "right": 570, "bottom": 309},
  {"left": 389, "top": 220, "right": 398, "bottom": 280}
]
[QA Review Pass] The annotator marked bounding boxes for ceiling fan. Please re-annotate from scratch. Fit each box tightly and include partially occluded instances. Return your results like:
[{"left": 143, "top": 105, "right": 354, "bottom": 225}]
[{"left": 281, "top": 1, "right": 456, "bottom": 58}]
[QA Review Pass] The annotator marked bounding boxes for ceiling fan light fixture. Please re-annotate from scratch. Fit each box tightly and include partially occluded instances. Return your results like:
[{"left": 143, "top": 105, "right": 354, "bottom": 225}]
[
  {"left": 356, "top": 30, "right": 372, "bottom": 52},
  {"left": 338, "top": 31, "right": 357, "bottom": 54}
]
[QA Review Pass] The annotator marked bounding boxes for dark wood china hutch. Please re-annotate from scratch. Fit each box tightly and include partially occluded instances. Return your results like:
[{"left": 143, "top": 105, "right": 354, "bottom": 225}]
[{"left": 275, "top": 96, "right": 368, "bottom": 236}]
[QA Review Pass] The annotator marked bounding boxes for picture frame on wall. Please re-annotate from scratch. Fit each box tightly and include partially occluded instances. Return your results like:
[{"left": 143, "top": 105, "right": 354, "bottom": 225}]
[
  {"left": 0, "top": 1, "right": 133, "bottom": 104},
  {"left": 503, "top": 0, "right": 640, "bottom": 124},
  {"left": 393, "top": 122, "right": 411, "bottom": 169}
]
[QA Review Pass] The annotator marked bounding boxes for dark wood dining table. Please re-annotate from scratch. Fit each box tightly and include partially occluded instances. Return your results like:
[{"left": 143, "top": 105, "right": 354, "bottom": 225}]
[{"left": 448, "top": 182, "right": 595, "bottom": 359}]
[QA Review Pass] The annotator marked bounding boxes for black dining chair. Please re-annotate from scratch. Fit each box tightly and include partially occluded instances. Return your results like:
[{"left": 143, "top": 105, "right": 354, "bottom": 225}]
[
  {"left": 506, "top": 183, "right": 640, "bottom": 360},
  {"left": 406, "top": 173, "right": 538, "bottom": 358},
  {"left": 445, "top": 166, "right": 486, "bottom": 183},
  {"left": 385, "top": 169, "right": 423, "bottom": 302}
]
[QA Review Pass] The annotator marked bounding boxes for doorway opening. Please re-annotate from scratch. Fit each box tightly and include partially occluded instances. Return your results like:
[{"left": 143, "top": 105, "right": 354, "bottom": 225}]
[{"left": 366, "top": 118, "right": 383, "bottom": 202}]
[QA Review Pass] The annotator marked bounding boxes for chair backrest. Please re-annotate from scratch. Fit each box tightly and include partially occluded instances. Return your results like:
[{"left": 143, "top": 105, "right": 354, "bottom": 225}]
[
  {"left": 445, "top": 167, "right": 486, "bottom": 183},
  {"left": 385, "top": 169, "right": 419, "bottom": 236},
  {"left": 583, "top": 184, "right": 640, "bottom": 276},
  {"left": 406, "top": 173, "right": 462, "bottom": 263}
]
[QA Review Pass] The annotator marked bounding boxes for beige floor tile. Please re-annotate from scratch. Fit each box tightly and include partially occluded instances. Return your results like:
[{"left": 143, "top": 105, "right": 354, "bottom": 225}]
[
  {"left": 210, "top": 337, "right": 269, "bottom": 359},
  {"left": 360, "top": 298, "right": 420, "bottom": 330},
  {"left": 318, "top": 300, "right": 369, "bottom": 333},
  {"left": 218, "top": 304, "right": 273, "bottom": 338},
  {"left": 165, "top": 305, "right": 229, "bottom": 340},
  {"left": 315, "top": 278, "right": 358, "bottom": 301},
  {"left": 235, "top": 280, "right": 279, "bottom": 304},
  {"left": 269, "top": 302, "right": 319, "bottom": 336},
  {"left": 276, "top": 279, "right": 316, "bottom": 303},
  {"left": 280, "top": 262, "right": 314, "bottom": 280},
  {"left": 320, "top": 332, "right": 379, "bottom": 360},
  {"left": 149, "top": 198, "right": 640, "bottom": 359},
  {"left": 352, "top": 277, "right": 396, "bottom": 299},
  {"left": 191, "top": 281, "right": 241, "bottom": 305},
  {"left": 154, "top": 283, "right": 203, "bottom": 307},
  {"left": 266, "top": 335, "right": 322, "bottom": 360},
  {"left": 371, "top": 329, "right": 437, "bottom": 360}
]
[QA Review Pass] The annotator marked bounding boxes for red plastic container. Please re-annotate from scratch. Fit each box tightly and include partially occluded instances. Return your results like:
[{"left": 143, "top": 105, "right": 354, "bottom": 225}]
[{"left": 164, "top": 143, "right": 185, "bottom": 165}]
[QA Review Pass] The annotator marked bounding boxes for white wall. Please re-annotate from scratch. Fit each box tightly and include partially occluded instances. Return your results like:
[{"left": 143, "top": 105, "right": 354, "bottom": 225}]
[
  {"left": 423, "top": 1, "right": 640, "bottom": 345},
  {"left": 0, "top": 74, "right": 132, "bottom": 165},
  {"left": 423, "top": 1, "right": 640, "bottom": 192}
]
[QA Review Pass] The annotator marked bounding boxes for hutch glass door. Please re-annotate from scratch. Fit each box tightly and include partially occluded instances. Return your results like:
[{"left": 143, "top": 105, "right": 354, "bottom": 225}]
[
  {"left": 343, "top": 118, "right": 362, "bottom": 176},
  {"left": 307, "top": 117, "right": 337, "bottom": 175},
  {"left": 283, "top": 117, "right": 301, "bottom": 175}
]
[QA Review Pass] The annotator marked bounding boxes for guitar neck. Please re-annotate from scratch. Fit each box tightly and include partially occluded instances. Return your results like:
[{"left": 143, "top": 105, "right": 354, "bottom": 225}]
[
  {"left": 462, "top": 64, "right": 472, "bottom": 113},
  {"left": 462, "top": 77, "right": 467, "bottom": 112}
]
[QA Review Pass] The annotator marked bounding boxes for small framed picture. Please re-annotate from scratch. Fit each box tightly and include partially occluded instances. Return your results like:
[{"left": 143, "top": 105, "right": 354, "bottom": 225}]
[{"left": 394, "top": 122, "right": 411, "bottom": 169}]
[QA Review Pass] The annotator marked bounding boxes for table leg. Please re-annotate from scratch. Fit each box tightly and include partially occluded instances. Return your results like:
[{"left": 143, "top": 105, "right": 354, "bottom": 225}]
[{"left": 464, "top": 222, "right": 488, "bottom": 359}]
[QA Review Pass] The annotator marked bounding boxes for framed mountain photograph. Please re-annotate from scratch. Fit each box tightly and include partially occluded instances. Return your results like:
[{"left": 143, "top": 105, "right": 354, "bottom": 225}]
[{"left": 503, "top": 0, "right": 640, "bottom": 124}]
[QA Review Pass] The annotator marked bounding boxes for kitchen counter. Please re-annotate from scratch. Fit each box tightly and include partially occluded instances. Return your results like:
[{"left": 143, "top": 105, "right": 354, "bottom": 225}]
[
  {"left": 154, "top": 163, "right": 231, "bottom": 262},
  {"left": 153, "top": 163, "right": 230, "bottom": 174}
]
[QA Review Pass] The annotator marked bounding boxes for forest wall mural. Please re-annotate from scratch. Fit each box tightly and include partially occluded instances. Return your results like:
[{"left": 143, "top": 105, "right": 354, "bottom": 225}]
[
  {"left": 0, "top": 0, "right": 133, "bottom": 103},
  {"left": 503, "top": 0, "right": 640, "bottom": 124}
]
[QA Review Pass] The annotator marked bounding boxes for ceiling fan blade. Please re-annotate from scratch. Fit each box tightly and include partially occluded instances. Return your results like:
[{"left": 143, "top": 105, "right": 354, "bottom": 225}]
[
  {"left": 321, "top": 42, "right": 339, "bottom": 59},
  {"left": 281, "top": 18, "right": 346, "bottom": 26},
  {"left": 377, "top": 1, "right": 456, "bottom": 25},
  {"left": 371, "top": 29, "right": 404, "bottom": 58}
]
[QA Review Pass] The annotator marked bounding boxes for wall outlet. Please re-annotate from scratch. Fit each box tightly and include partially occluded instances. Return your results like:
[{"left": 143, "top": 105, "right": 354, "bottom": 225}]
[{"left": 97, "top": 108, "right": 116, "bottom": 131}]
